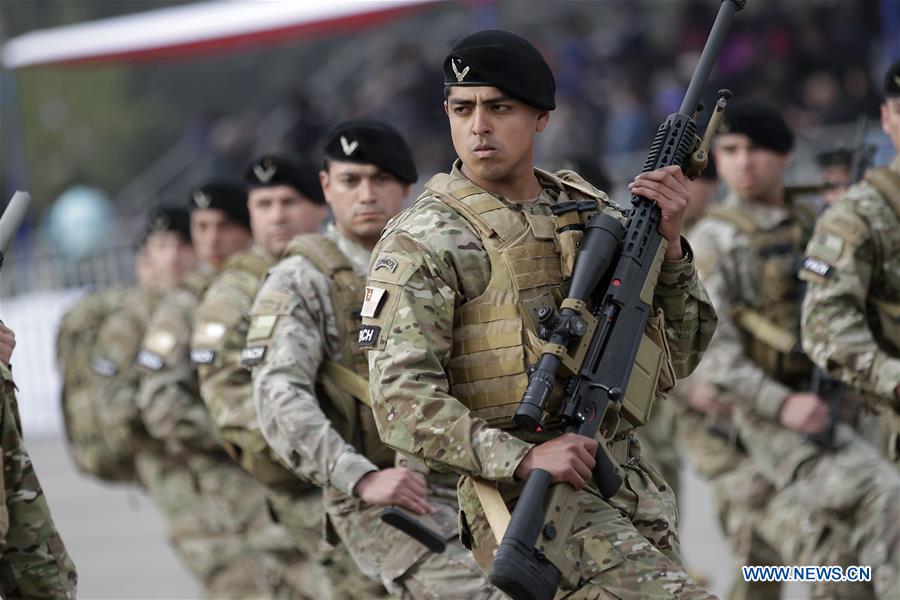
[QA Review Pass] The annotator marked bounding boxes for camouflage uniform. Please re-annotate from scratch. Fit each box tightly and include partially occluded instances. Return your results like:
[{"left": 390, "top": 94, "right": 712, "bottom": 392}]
[
  {"left": 1, "top": 362, "right": 78, "bottom": 599},
  {"left": 364, "top": 163, "right": 717, "bottom": 597},
  {"left": 688, "top": 191, "right": 899, "bottom": 599},
  {"left": 138, "top": 269, "right": 309, "bottom": 598},
  {"left": 91, "top": 284, "right": 255, "bottom": 593},
  {"left": 636, "top": 391, "right": 681, "bottom": 498},
  {"left": 248, "top": 223, "right": 498, "bottom": 598},
  {"left": 193, "top": 245, "right": 379, "bottom": 599},
  {"left": 802, "top": 155, "right": 900, "bottom": 463},
  {"left": 58, "top": 286, "right": 133, "bottom": 481}
]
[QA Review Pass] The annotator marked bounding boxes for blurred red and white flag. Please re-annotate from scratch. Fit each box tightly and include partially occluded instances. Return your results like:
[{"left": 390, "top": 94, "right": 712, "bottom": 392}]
[{"left": 3, "top": 0, "right": 440, "bottom": 69}]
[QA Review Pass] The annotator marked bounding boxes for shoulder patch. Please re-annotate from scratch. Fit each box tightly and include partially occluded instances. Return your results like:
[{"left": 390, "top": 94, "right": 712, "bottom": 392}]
[
  {"left": 373, "top": 254, "right": 399, "bottom": 273},
  {"left": 817, "top": 208, "right": 867, "bottom": 246},
  {"left": 800, "top": 256, "right": 833, "bottom": 279},
  {"left": 361, "top": 286, "right": 388, "bottom": 319},
  {"left": 136, "top": 349, "right": 164, "bottom": 371},
  {"left": 806, "top": 229, "right": 845, "bottom": 264},
  {"left": 240, "top": 345, "right": 267, "bottom": 366},
  {"left": 247, "top": 315, "right": 278, "bottom": 342},
  {"left": 91, "top": 356, "right": 118, "bottom": 377},
  {"left": 357, "top": 324, "right": 381, "bottom": 348},
  {"left": 366, "top": 252, "right": 416, "bottom": 286},
  {"left": 193, "top": 321, "right": 228, "bottom": 347},
  {"left": 251, "top": 291, "right": 294, "bottom": 316},
  {"left": 143, "top": 329, "right": 177, "bottom": 358},
  {"left": 190, "top": 348, "right": 216, "bottom": 365}
]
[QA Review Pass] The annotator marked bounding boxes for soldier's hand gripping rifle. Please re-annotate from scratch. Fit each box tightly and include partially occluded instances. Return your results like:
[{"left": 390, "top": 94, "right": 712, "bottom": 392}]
[{"left": 488, "top": 2, "right": 745, "bottom": 599}]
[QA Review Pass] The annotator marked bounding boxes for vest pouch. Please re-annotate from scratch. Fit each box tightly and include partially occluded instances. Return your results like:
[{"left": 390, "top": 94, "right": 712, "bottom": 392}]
[
  {"left": 872, "top": 298, "right": 900, "bottom": 353},
  {"left": 619, "top": 309, "right": 675, "bottom": 432}
]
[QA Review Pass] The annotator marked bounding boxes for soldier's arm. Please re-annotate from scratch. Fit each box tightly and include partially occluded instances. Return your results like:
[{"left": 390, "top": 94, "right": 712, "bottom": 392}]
[
  {"left": 686, "top": 221, "right": 793, "bottom": 419},
  {"left": 194, "top": 271, "right": 258, "bottom": 446},
  {"left": 85, "top": 302, "right": 149, "bottom": 473},
  {"left": 653, "top": 238, "right": 718, "bottom": 377},
  {"left": 1, "top": 370, "right": 77, "bottom": 599},
  {"left": 801, "top": 204, "right": 900, "bottom": 400},
  {"left": 137, "top": 293, "right": 221, "bottom": 452},
  {"left": 365, "top": 232, "right": 534, "bottom": 482},
  {"left": 248, "top": 257, "right": 378, "bottom": 497}
]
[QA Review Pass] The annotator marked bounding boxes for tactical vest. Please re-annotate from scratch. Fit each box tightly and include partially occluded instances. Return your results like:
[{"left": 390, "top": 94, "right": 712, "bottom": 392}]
[
  {"left": 191, "top": 249, "right": 304, "bottom": 488},
  {"left": 283, "top": 234, "right": 394, "bottom": 468},
  {"left": 706, "top": 196, "right": 816, "bottom": 386},
  {"left": 422, "top": 170, "right": 672, "bottom": 435},
  {"left": 862, "top": 167, "right": 900, "bottom": 355}
]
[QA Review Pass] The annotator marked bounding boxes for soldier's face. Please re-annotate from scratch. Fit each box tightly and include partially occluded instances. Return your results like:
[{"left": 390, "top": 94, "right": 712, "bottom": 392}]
[
  {"left": 445, "top": 86, "right": 548, "bottom": 188},
  {"left": 819, "top": 164, "right": 850, "bottom": 205},
  {"left": 713, "top": 133, "right": 791, "bottom": 202},
  {"left": 320, "top": 162, "right": 409, "bottom": 249},
  {"left": 143, "top": 230, "right": 196, "bottom": 290},
  {"left": 881, "top": 98, "right": 900, "bottom": 152},
  {"left": 189, "top": 209, "right": 252, "bottom": 270},
  {"left": 248, "top": 185, "right": 327, "bottom": 257}
]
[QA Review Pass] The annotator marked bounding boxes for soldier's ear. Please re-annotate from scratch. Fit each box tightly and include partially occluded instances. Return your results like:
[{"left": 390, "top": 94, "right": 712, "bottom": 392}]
[{"left": 536, "top": 109, "right": 550, "bottom": 133}]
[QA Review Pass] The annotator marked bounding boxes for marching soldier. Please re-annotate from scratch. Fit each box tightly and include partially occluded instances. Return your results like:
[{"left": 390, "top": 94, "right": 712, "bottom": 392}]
[
  {"left": 1, "top": 323, "right": 78, "bottom": 599},
  {"left": 687, "top": 99, "right": 898, "bottom": 598},
  {"left": 363, "top": 30, "right": 717, "bottom": 596},
  {"left": 247, "top": 119, "right": 500, "bottom": 597},
  {"left": 66, "top": 208, "right": 195, "bottom": 483},
  {"left": 137, "top": 183, "right": 307, "bottom": 598},
  {"left": 802, "top": 60, "right": 900, "bottom": 464},
  {"left": 191, "top": 156, "right": 378, "bottom": 597}
]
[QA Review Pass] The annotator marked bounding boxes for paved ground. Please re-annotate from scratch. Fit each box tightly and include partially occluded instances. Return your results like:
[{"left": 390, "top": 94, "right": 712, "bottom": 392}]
[{"left": 27, "top": 434, "right": 807, "bottom": 599}]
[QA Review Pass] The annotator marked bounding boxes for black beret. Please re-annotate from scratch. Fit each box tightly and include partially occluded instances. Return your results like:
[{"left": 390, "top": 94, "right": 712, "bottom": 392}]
[
  {"left": 720, "top": 99, "right": 794, "bottom": 154},
  {"left": 885, "top": 59, "right": 900, "bottom": 98},
  {"left": 443, "top": 29, "right": 555, "bottom": 111},
  {"left": 189, "top": 182, "right": 251, "bottom": 231},
  {"left": 244, "top": 155, "right": 325, "bottom": 203},
  {"left": 142, "top": 207, "right": 191, "bottom": 245},
  {"left": 323, "top": 118, "right": 417, "bottom": 184},
  {"left": 815, "top": 148, "right": 854, "bottom": 169}
]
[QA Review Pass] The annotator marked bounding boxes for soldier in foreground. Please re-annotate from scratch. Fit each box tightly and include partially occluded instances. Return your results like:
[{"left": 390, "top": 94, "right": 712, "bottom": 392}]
[
  {"left": 802, "top": 60, "right": 900, "bottom": 464},
  {"left": 248, "top": 119, "right": 499, "bottom": 597},
  {"left": 1, "top": 322, "right": 78, "bottom": 599},
  {"left": 192, "top": 156, "right": 375, "bottom": 597},
  {"left": 687, "top": 99, "right": 898, "bottom": 598},
  {"left": 363, "top": 30, "right": 717, "bottom": 597},
  {"left": 137, "top": 183, "right": 306, "bottom": 597}
]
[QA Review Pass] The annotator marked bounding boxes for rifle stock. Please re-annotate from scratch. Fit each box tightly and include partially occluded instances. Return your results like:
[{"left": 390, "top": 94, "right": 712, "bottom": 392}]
[
  {"left": 0, "top": 191, "right": 31, "bottom": 270},
  {"left": 489, "top": 2, "right": 746, "bottom": 598}
]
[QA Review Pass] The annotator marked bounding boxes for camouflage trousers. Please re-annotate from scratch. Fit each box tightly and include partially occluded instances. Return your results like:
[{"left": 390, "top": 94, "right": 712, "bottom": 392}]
[
  {"left": 267, "top": 487, "right": 388, "bottom": 599},
  {"left": 325, "top": 481, "right": 501, "bottom": 599},
  {"left": 735, "top": 412, "right": 899, "bottom": 600},
  {"left": 877, "top": 408, "right": 900, "bottom": 464},
  {"left": 675, "top": 406, "right": 783, "bottom": 600},
  {"left": 135, "top": 450, "right": 311, "bottom": 599},
  {"left": 459, "top": 436, "right": 712, "bottom": 600},
  {"left": 636, "top": 398, "right": 682, "bottom": 499}
]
